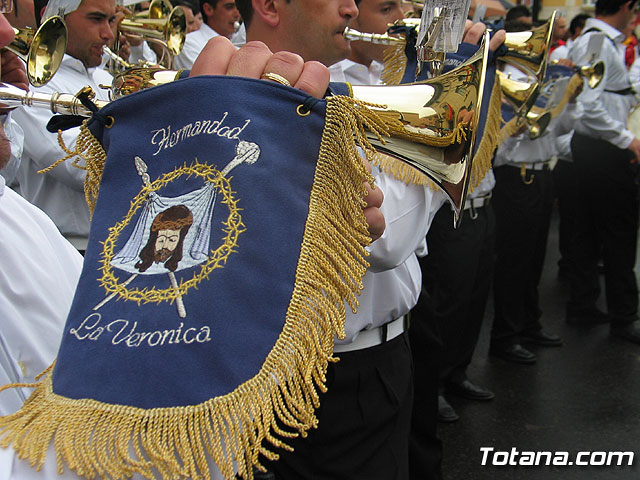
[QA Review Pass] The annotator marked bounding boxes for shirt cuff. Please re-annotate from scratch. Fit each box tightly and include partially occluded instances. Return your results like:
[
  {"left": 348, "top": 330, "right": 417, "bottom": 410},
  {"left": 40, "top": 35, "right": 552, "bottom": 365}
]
[{"left": 612, "top": 129, "right": 635, "bottom": 150}]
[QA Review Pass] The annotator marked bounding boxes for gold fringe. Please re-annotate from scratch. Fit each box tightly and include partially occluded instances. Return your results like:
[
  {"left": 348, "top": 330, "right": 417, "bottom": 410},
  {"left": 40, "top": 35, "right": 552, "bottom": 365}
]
[
  {"left": 371, "top": 76, "right": 504, "bottom": 194},
  {"left": 381, "top": 39, "right": 408, "bottom": 86},
  {"left": 0, "top": 96, "right": 389, "bottom": 480},
  {"left": 467, "top": 74, "right": 503, "bottom": 193},
  {"left": 37, "top": 121, "right": 107, "bottom": 216}
]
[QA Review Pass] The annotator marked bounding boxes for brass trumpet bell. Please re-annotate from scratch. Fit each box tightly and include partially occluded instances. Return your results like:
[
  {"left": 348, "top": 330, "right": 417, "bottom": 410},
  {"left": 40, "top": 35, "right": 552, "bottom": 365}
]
[
  {"left": 6, "top": 16, "right": 67, "bottom": 87},
  {"left": 496, "top": 70, "right": 551, "bottom": 139},
  {"left": 350, "top": 32, "right": 491, "bottom": 224},
  {"left": 138, "top": 0, "right": 174, "bottom": 19},
  {"left": 524, "top": 105, "right": 551, "bottom": 140},
  {"left": 578, "top": 60, "right": 604, "bottom": 89},
  {"left": 502, "top": 11, "right": 557, "bottom": 81},
  {"left": 120, "top": 5, "right": 186, "bottom": 56}
]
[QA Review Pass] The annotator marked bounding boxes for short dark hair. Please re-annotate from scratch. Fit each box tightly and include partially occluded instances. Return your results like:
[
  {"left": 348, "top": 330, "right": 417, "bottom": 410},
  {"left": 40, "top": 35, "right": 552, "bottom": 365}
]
[
  {"left": 506, "top": 5, "right": 531, "bottom": 23},
  {"left": 504, "top": 19, "right": 533, "bottom": 33},
  {"left": 173, "top": 0, "right": 199, "bottom": 15},
  {"left": 569, "top": 13, "right": 590, "bottom": 35},
  {"left": 235, "top": 0, "right": 252, "bottom": 27},
  {"left": 200, "top": 0, "right": 220, "bottom": 22},
  {"left": 34, "top": 0, "right": 48, "bottom": 25},
  {"left": 595, "top": 0, "right": 638, "bottom": 16}
]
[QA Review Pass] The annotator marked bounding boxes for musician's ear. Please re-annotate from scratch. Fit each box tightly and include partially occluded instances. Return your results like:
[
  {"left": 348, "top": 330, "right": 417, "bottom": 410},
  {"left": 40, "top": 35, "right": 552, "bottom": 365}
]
[{"left": 251, "top": 0, "right": 280, "bottom": 27}]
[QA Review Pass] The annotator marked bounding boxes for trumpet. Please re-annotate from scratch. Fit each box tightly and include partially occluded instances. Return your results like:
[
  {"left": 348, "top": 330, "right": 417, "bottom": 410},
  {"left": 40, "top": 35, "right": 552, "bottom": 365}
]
[
  {"left": 350, "top": 32, "right": 491, "bottom": 221},
  {"left": 0, "top": 83, "right": 107, "bottom": 115},
  {"left": 5, "top": 16, "right": 67, "bottom": 87},
  {"left": 343, "top": 27, "right": 406, "bottom": 46},
  {"left": 496, "top": 70, "right": 551, "bottom": 139},
  {"left": 117, "top": 1, "right": 186, "bottom": 68},
  {"left": 501, "top": 11, "right": 557, "bottom": 82},
  {"left": 550, "top": 59, "right": 605, "bottom": 89}
]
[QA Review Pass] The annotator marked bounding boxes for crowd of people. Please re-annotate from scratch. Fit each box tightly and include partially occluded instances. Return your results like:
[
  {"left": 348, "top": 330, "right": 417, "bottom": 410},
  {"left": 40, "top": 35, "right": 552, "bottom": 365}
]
[{"left": 0, "top": 0, "right": 639, "bottom": 478}]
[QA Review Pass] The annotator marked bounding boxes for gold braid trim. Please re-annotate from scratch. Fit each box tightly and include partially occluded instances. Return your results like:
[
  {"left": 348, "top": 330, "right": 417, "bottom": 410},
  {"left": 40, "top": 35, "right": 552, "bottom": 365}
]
[
  {"left": 371, "top": 150, "right": 438, "bottom": 189},
  {"left": 0, "top": 96, "right": 388, "bottom": 480},
  {"left": 370, "top": 76, "right": 503, "bottom": 193},
  {"left": 381, "top": 39, "right": 408, "bottom": 86},
  {"left": 467, "top": 73, "right": 502, "bottom": 193},
  {"left": 548, "top": 74, "right": 583, "bottom": 119},
  {"left": 36, "top": 121, "right": 107, "bottom": 217}
]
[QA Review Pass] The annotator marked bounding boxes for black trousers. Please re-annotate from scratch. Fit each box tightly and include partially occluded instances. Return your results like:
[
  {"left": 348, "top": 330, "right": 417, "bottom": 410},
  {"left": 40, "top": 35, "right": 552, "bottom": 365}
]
[
  {"left": 568, "top": 133, "right": 639, "bottom": 323},
  {"left": 266, "top": 333, "right": 413, "bottom": 480},
  {"left": 408, "top": 284, "right": 443, "bottom": 480},
  {"left": 421, "top": 203, "right": 495, "bottom": 385},
  {"left": 491, "top": 164, "right": 554, "bottom": 347}
]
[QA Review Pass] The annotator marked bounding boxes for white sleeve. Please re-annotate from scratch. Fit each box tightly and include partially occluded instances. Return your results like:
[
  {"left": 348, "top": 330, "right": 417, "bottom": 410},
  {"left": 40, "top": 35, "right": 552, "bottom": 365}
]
[{"left": 12, "top": 106, "right": 86, "bottom": 192}]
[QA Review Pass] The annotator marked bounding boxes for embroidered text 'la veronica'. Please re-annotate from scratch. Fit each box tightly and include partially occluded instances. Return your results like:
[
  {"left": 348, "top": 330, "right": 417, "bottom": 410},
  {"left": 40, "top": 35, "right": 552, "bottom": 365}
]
[{"left": 151, "top": 112, "right": 251, "bottom": 155}]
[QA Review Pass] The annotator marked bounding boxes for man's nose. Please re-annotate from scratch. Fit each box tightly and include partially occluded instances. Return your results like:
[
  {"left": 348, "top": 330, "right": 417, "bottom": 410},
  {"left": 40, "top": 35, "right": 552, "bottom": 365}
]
[
  {"left": 339, "top": 0, "right": 358, "bottom": 21},
  {"left": 102, "top": 21, "right": 115, "bottom": 43}
]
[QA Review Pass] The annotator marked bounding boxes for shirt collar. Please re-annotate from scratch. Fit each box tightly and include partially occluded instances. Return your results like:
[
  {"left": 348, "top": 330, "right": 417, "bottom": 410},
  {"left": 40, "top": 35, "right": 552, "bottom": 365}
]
[
  {"left": 62, "top": 53, "right": 96, "bottom": 75},
  {"left": 586, "top": 17, "right": 625, "bottom": 44},
  {"left": 200, "top": 22, "right": 220, "bottom": 36}
]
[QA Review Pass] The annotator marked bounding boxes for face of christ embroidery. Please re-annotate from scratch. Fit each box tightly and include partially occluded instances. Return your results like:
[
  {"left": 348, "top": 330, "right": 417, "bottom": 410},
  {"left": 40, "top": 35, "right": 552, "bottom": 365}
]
[{"left": 94, "top": 141, "right": 260, "bottom": 318}]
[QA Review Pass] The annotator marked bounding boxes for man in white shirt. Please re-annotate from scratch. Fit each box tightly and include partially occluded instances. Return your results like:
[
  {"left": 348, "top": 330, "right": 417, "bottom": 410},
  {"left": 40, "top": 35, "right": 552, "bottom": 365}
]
[
  {"left": 567, "top": 0, "right": 640, "bottom": 343},
  {"left": 173, "top": 0, "right": 240, "bottom": 69},
  {"left": 12, "top": 0, "right": 114, "bottom": 252},
  {"left": 328, "top": 0, "right": 402, "bottom": 84},
  {"left": 551, "top": 13, "right": 590, "bottom": 62},
  {"left": 0, "top": 7, "right": 85, "bottom": 478}
]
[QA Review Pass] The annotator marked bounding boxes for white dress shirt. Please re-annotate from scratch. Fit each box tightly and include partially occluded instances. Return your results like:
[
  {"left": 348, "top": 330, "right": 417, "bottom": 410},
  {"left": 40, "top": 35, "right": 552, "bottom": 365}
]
[
  {"left": 12, "top": 55, "right": 112, "bottom": 251},
  {"left": 329, "top": 59, "right": 445, "bottom": 345},
  {"left": 329, "top": 59, "right": 384, "bottom": 86},
  {"left": 569, "top": 18, "right": 637, "bottom": 150},
  {"left": 173, "top": 23, "right": 219, "bottom": 70}
]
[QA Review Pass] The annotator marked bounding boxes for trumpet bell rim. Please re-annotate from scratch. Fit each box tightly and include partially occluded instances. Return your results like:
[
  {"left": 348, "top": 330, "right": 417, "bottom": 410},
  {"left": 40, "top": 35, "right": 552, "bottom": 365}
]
[
  {"left": 166, "top": 6, "right": 187, "bottom": 55},
  {"left": 21, "top": 16, "right": 67, "bottom": 87}
]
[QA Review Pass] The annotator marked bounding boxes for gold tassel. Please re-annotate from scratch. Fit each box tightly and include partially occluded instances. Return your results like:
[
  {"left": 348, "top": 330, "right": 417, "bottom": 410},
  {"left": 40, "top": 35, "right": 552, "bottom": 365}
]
[
  {"left": 381, "top": 39, "right": 408, "bottom": 86},
  {"left": 0, "top": 96, "right": 391, "bottom": 480},
  {"left": 36, "top": 120, "right": 107, "bottom": 217}
]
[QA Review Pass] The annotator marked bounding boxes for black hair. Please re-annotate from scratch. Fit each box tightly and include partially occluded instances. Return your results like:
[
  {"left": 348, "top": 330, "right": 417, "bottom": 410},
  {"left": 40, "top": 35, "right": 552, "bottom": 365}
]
[
  {"left": 569, "top": 13, "right": 590, "bottom": 35},
  {"left": 506, "top": 5, "right": 531, "bottom": 23},
  {"left": 173, "top": 0, "right": 199, "bottom": 15},
  {"left": 235, "top": 0, "right": 251, "bottom": 27},
  {"left": 504, "top": 19, "right": 533, "bottom": 33},
  {"left": 595, "top": 0, "right": 639, "bottom": 16},
  {"left": 34, "top": 0, "right": 48, "bottom": 25}
]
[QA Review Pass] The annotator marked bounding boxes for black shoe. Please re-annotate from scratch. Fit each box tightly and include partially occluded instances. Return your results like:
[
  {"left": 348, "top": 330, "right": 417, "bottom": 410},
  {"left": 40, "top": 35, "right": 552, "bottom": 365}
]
[
  {"left": 489, "top": 344, "right": 537, "bottom": 365},
  {"left": 446, "top": 379, "right": 495, "bottom": 401},
  {"left": 566, "top": 307, "right": 610, "bottom": 326},
  {"left": 521, "top": 329, "right": 563, "bottom": 347},
  {"left": 437, "top": 395, "right": 459, "bottom": 423},
  {"left": 611, "top": 320, "right": 640, "bottom": 345}
]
